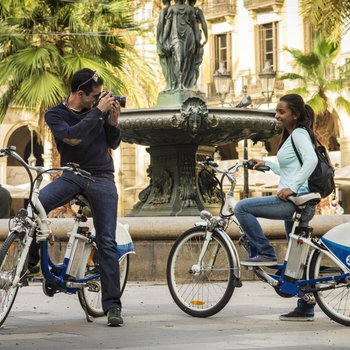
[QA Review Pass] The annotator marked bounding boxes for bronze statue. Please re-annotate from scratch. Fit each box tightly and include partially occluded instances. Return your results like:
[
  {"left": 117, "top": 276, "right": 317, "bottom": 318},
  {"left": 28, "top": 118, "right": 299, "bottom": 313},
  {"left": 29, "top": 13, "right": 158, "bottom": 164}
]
[
  {"left": 157, "top": 0, "right": 173, "bottom": 91},
  {"left": 188, "top": 0, "right": 208, "bottom": 89},
  {"left": 160, "top": 0, "right": 201, "bottom": 90}
]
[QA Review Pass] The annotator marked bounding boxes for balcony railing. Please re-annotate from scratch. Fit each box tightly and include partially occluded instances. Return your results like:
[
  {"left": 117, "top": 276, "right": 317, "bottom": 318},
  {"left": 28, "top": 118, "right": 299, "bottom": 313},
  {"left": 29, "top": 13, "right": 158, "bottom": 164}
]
[
  {"left": 244, "top": 0, "right": 284, "bottom": 13},
  {"left": 202, "top": 1, "right": 236, "bottom": 22}
]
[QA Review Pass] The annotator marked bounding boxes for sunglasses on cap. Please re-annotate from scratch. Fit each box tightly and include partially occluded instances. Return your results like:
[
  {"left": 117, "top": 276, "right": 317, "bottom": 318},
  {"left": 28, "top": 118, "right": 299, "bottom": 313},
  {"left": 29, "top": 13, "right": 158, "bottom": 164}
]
[{"left": 77, "top": 70, "right": 99, "bottom": 91}]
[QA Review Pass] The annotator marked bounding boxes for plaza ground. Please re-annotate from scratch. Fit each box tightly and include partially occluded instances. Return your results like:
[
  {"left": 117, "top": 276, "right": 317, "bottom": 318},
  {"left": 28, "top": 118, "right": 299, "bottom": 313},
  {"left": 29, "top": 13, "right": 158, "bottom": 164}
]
[{"left": 0, "top": 281, "right": 348, "bottom": 350}]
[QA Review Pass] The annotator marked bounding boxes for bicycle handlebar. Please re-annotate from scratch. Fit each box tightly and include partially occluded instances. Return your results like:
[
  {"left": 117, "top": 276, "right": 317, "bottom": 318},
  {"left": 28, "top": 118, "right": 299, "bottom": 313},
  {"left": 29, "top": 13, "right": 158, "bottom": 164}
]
[
  {"left": 0, "top": 146, "right": 93, "bottom": 180},
  {"left": 199, "top": 157, "right": 270, "bottom": 175}
]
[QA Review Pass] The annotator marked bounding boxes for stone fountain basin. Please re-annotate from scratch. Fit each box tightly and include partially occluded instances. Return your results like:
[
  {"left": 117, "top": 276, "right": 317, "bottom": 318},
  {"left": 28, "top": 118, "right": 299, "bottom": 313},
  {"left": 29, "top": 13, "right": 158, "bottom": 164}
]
[{"left": 119, "top": 107, "right": 276, "bottom": 146}]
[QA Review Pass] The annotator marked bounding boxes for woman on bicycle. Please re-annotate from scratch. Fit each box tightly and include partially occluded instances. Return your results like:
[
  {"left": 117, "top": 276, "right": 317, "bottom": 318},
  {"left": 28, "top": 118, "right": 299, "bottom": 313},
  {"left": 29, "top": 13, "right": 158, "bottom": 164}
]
[{"left": 235, "top": 93, "right": 318, "bottom": 321}]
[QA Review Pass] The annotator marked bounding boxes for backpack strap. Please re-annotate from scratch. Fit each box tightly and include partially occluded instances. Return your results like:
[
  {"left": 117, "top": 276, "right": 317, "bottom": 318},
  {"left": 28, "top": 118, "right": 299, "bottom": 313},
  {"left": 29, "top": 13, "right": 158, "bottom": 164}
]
[{"left": 290, "top": 135, "right": 303, "bottom": 166}]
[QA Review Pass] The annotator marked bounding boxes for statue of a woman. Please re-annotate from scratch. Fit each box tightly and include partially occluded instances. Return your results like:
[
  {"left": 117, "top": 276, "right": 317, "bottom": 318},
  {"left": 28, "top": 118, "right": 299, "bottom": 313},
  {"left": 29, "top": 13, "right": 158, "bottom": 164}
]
[
  {"left": 163, "top": 0, "right": 200, "bottom": 90},
  {"left": 189, "top": 0, "right": 208, "bottom": 89},
  {"left": 157, "top": 0, "right": 173, "bottom": 91}
]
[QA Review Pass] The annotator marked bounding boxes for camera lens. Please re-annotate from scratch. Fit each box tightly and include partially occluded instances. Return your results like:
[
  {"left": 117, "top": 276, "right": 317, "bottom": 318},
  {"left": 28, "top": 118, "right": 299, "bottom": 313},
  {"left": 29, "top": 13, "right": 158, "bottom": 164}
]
[{"left": 113, "top": 95, "right": 126, "bottom": 108}]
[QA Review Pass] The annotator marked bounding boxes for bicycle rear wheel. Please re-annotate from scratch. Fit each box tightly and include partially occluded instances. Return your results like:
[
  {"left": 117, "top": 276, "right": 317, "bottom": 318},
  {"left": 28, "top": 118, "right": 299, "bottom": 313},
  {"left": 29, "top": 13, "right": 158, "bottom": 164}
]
[
  {"left": 167, "top": 226, "right": 235, "bottom": 317},
  {"left": 0, "top": 231, "right": 26, "bottom": 327},
  {"left": 78, "top": 247, "right": 129, "bottom": 317},
  {"left": 309, "top": 249, "right": 350, "bottom": 326}
]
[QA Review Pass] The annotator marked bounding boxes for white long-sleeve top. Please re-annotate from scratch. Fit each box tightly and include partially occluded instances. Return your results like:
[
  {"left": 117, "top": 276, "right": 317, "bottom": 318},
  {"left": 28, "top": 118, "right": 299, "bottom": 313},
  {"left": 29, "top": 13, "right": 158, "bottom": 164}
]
[{"left": 265, "top": 128, "right": 318, "bottom": 194}]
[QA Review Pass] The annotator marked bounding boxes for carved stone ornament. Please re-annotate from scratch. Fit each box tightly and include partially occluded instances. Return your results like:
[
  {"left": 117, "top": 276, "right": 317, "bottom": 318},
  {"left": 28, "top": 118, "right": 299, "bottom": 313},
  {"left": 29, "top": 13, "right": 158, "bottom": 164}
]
[{"left": 171, "top": 97, "right": 218, "bottom": 137}]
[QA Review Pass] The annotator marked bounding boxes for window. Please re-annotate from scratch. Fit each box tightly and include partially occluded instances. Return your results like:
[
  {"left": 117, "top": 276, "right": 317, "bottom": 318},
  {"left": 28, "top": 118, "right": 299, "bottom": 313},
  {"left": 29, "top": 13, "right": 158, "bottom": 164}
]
[
  {"left": 303, "top": 19, "right": 316, "bottom": 53},
  {"left": 214, "top": 33, "right": 231, "bottom": 72},
  {"left": 255, "top": 22, "right": 278, "bottom": 72}
]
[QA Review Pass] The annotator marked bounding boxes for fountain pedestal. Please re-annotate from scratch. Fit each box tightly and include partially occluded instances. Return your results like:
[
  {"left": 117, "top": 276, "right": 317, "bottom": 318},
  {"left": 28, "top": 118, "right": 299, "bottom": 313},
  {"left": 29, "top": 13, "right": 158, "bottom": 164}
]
[{"left": 129, "top": 144, "right": 220, "bottom": 217}]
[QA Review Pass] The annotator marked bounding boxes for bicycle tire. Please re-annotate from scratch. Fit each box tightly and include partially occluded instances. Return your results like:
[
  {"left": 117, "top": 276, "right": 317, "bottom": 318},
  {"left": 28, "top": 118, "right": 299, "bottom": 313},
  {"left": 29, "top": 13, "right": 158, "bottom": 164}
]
[
  {"left": 0, "top": 231, "right": 26, "bottom": 327},
  {"left": 167, "top": 226, "right": 235, "bottom": 317},
  {"left": 78, "top": 248, "right": 129, "bottom": 317},
  {"left": 309, "top": 249, "right": 350, "bottom": 326}
]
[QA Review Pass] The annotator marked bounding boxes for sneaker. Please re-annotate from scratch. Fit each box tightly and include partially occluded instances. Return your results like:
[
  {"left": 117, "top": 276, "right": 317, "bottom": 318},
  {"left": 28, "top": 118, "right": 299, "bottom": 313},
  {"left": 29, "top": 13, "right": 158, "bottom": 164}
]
[
  {"left": 279, "top": 299, "right": 314, "bottom": 321},
  {"left": 279, "top": 309, "right": 314, "bottom": 321},
  {"left": 107, "top": 307, "right": 124, "bottom": 327},
  {"left": 240, "top": 255, "right": 277, "bottom": 266}
]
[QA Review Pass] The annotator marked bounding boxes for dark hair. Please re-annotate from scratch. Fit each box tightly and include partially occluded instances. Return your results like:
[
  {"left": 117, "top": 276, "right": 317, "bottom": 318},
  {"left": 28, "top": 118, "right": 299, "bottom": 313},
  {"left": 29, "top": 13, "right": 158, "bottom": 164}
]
[
  {"left": 71, "top": 68, "right": 103, "bottom": 95},
  {"left": 278, "top": 93, "right": 316, "bottom": 147}
]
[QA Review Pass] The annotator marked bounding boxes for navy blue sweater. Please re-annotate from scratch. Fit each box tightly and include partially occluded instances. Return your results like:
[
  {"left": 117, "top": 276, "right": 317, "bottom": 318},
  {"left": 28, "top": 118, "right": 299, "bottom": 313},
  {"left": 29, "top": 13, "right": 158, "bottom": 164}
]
[{"left": 45, "top": 103, "right": 121, "bottom": 175}]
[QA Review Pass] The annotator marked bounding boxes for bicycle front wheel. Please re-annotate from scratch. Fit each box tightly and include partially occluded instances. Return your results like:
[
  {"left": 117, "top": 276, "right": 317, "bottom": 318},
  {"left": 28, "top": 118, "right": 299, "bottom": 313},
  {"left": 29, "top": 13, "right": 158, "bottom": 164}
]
[
  {"left": 78, "top": 247, "right": 129, "bottom": 317},
  {"left": 167, "top": 226, "right": 235, "bottom": 317},
  {"left": 0, "top": 231, "right": 26, "bottom": 327},
  {"left": 309, "top": 249, "right": 350, "bottom": 326}
]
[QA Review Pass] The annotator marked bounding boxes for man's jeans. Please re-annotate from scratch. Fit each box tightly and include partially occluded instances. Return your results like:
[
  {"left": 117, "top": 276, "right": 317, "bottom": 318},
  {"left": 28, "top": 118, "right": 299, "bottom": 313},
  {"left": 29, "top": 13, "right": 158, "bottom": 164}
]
[
  {"left": 235, "top": 195, "right": 315, "bottom": 259},
  {"left": 29, "top": 171, "right": 121, "bottom": 313}
]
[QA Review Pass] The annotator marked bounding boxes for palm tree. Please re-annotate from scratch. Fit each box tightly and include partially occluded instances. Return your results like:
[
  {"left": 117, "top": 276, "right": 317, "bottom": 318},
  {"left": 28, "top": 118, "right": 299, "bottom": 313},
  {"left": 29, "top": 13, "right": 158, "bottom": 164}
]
[
  {"left": 301, "top": 0, "right": 350, "bottom": 43},
  {"left": 280, "top": 35, "right": 350, "bottom": 149},
  {"left": 0, "top": 0, "right": 158, "bottom": 125}
]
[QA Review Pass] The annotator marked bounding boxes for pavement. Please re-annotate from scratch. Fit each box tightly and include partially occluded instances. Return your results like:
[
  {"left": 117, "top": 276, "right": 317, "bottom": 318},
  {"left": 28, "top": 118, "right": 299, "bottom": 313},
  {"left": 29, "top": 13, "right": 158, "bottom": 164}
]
[{"left": 0, "top": 281, "right": 348, "bottom": 350}]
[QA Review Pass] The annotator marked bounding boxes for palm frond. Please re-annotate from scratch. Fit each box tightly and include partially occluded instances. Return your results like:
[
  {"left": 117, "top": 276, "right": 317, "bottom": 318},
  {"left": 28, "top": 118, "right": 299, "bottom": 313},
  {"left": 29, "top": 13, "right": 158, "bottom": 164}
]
[
  {"left": 307, "top": 94, "right": 327, "bottom": 115},
  {"left": 16, "top": 71, "right": 66, "bottom": 109},
  {"left": 285, "top": 48, "right": 320, "bottom": 69},
  {"left": 335, "top": 95, "right": 350, "bottom": 116},
  {"left": 285, "top": 87, "right": 309, "bottom": 97},
  {"left": 279, "top": 73, "right": 305, "bottom": 81}
]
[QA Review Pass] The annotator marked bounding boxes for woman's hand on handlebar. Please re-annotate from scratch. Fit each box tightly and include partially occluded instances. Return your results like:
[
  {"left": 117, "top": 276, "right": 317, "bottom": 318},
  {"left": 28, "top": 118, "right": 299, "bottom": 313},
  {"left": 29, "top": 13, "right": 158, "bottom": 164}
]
[
  {"left": 277, "top": 188, "right": 295, "bottom": 201},
  {"left": 249, "top": 158, "right": 265, "bottom": 169}
]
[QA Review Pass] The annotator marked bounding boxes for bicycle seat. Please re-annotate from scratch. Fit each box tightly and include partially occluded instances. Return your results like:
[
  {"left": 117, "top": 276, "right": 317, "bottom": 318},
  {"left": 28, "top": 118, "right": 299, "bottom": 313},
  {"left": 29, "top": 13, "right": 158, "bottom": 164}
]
[
  {"left": 287, "top": 192, "right": 321, "bottom": 207},
  {"left": 73, "top": 194, "right": 90, "bottom": 207}
]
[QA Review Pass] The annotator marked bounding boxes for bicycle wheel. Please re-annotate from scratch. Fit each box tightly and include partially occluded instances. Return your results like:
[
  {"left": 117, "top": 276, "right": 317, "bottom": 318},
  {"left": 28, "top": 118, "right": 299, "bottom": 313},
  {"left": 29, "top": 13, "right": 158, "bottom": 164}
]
[
  {"left": 167, "top": 226, "right": 235, "bottom": 317},
  {"left": 309, "top": 249, "right": 350, "bottom": 326},
  {"left": 78, "top": 246, "right": 129, "bottom": 317},
  {"left": 0, "top": 231, "right": 26, "bottom": 327}
]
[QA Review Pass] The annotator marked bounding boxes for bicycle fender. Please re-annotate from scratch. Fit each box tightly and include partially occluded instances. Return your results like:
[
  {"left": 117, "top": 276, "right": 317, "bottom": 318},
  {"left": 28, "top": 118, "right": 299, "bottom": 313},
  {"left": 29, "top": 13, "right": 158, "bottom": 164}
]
[
  {"left": 91, "top": 221, "right": 135, "bottom": 261},
  {"left": 215, "top": 227, "right": 241, "bottom": 279},
  {"left": 321, "top": 222, "right": 350, "bottom": 270},
  {"left": 116, "top": 221, "right": 135, "bottom": 260}
]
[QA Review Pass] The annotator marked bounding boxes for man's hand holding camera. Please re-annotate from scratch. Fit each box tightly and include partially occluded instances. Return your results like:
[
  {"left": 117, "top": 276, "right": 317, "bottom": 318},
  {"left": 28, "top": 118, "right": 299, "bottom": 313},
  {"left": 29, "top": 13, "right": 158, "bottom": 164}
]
[{"left": 96, "top": 92, "right": 120, "bottom": 128}]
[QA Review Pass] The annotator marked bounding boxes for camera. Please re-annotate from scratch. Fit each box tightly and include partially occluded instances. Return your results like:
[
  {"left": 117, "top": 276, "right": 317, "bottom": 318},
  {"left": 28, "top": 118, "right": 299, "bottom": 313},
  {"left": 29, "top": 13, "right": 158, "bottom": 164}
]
[{"left": 112, "top": 95, "right": 126, "bottom": 108}]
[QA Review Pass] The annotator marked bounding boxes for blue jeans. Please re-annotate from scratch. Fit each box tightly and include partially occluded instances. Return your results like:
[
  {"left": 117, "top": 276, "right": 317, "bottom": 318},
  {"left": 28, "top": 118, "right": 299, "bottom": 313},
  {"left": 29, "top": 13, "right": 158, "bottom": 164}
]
[
  {"left": 29, "top": 171, "right": 121, "bottom": 313},
  {"left": 235, "top": 195, "right": 315, "bottom": 259}
]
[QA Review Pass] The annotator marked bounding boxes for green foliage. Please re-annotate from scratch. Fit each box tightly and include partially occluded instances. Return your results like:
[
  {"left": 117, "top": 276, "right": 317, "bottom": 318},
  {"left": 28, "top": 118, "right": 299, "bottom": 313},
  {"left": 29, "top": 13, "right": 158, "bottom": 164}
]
[
  {"left": 0, "top": 0, "right": 157, "bottom": 124},
  {"left": 301, "top": 0, "right": 350, "bottom": 42},
  {"left": 282, "top": 35, "right": 350, "bottom": 143}
]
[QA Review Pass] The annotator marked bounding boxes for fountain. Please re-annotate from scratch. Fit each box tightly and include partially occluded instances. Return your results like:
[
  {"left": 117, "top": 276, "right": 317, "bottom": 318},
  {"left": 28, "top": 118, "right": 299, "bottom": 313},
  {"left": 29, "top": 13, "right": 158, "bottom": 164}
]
[{"left": 119, "top": 1, "right": 276, "bottom": 217}]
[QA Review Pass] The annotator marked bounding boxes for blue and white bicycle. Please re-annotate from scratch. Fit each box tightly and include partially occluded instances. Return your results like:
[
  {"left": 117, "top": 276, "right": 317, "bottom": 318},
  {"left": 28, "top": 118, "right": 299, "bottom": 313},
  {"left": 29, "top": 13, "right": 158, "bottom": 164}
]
[
  {"left": 0, "top": 146, "right": 134, "bottom": 326},
  {"left": 167, "top": 158, "right": 350, "bottom": 326}
]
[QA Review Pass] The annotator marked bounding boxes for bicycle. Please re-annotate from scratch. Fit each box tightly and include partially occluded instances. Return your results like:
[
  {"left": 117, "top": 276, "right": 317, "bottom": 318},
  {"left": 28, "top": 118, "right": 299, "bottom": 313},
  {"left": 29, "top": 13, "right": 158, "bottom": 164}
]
[
  {"left": 0, "top": 146, "right": 134, "bottom": 326},
  {"left": 167, "top": 157, "right": 350, "bottom": 326}
]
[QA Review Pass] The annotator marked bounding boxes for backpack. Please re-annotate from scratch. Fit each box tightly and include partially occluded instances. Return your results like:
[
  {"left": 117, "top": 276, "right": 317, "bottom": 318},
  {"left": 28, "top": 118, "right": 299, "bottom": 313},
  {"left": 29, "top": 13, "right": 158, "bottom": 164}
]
[{"left": 290, "top": 134, "right": 335, "bottom": 198}]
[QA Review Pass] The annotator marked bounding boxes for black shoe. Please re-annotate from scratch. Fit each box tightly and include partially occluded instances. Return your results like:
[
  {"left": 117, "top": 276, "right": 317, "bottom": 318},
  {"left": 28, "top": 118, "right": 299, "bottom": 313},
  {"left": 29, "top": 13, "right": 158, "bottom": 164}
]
[
  {"left": 280, "top": 299, "right": 314, "bottom": 322},
  {"left": 279, "top": 308, "right": 314, "bottom": 321},
  {"left": 107, "top": 307, "right": 124, "bottom": 327}
]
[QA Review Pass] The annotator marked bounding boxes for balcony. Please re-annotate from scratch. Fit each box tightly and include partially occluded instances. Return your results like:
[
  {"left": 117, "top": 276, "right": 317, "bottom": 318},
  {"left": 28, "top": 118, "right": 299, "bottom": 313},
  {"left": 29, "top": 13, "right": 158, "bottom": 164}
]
[
  {"left": 202, "top": 1, "right": 236, "bottom": 23},
  {"left": 244, "top": 0, "right": 284, "bottom": 14}
]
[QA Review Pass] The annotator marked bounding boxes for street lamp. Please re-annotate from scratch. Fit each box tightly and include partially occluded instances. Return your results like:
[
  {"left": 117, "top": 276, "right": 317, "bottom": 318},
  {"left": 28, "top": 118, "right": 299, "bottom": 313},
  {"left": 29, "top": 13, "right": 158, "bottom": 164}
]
[
  {"left": 258, "top": 60, "right": 276, "bottom": 108},
  {"left": 213, "top": 62, "right": 232, "bottom": 107}
]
